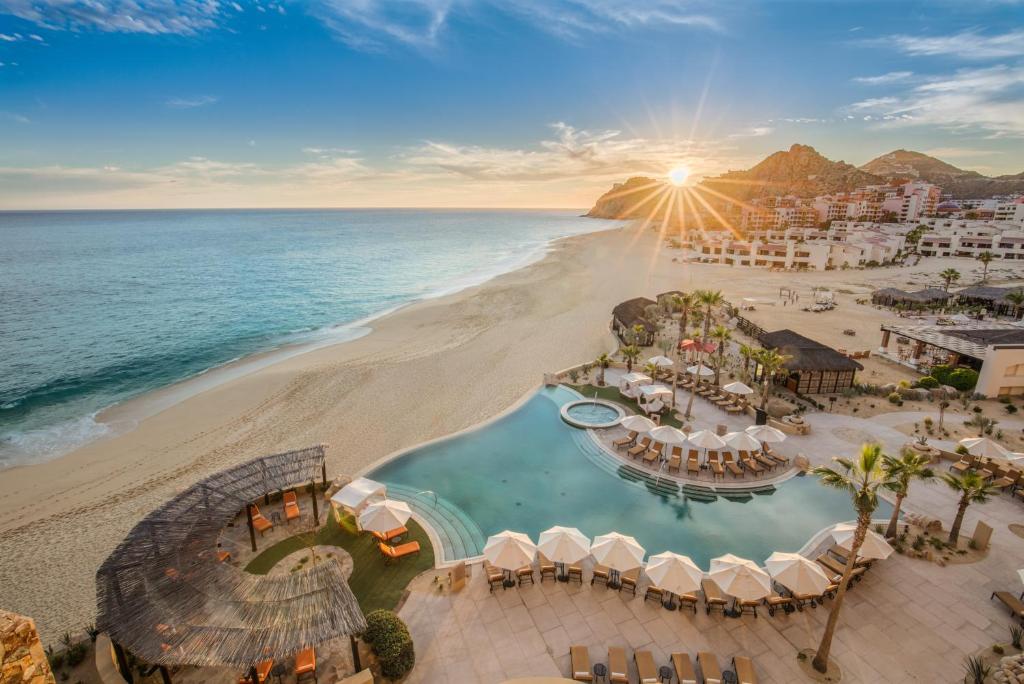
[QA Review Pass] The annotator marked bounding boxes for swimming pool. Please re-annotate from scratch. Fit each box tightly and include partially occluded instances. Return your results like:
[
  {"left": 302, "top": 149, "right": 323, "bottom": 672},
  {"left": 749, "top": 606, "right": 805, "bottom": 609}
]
[{"left": 370, "top": 386, "right": 890, "bottom": 567}]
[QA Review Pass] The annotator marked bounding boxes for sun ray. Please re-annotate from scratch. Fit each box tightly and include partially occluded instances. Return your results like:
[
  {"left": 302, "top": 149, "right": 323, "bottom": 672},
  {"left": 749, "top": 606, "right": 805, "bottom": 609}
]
[
  {"left": 645, "top": 188, "right": 678, "bottom": 277},
  {"left": 687, "top": 186, "right": 745, "bottom": 240},
  {"left": 596, "top": 179, "right": 670, "bottom": 203}
]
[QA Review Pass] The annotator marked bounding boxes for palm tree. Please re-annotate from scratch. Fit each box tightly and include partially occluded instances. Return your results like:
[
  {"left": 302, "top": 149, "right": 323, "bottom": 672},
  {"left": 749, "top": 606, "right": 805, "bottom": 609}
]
[
  {"left": 937, "top": 400, "right": 950, "bottom": 431},
  {"left": 882, "top": 450, "right": 934, "bottom": 538},
  {"left": 1005, "top": 290, "right": 1024, "bottom": 319},
  {"left": 621, "top": 345, "right": 640, "bottom": 372},
  {"left": 710, "top": 325, "right": 732, "bottom": 386},
  {"left": 966, "top": 414, "right": 997, "bottom": 437},
  {"left": 683, "top": 290, "right": 723, "bottom": 418},
  {"left": 976, "top": 251, "right": 994, "bottom": 283},
  {"left": 670, "top": 292, "right": 694, "bottom": 408},
  {"left": 941, "top": 470, "right": 999, "bottom": 545},
  {"left": 939, "top": 268, "right": 961, "bottom": 292},
  {"left": 811, "top": 444, "right": 894, "bottom": 674},
  {"left": 754, "top": 349, "right": 790, "bottom": 411},
  {"left": 738, "top": 343, "right": 754, "bottom": 383},
  {"left": 595, "top": 353, "right": 611, "bottom": 386}
]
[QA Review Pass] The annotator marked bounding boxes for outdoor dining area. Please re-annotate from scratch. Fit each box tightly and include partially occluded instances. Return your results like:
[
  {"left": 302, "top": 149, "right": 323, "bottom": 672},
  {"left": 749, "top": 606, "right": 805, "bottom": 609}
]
[{"left": 948, "top": 437, "right": 1024, "bottom": 503}]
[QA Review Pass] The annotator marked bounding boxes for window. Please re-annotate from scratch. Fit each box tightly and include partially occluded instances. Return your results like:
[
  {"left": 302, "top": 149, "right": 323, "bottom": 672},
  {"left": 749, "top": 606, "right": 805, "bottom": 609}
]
[{"left": 1006, "top": 363, "right": 1024, "bottom": 378}]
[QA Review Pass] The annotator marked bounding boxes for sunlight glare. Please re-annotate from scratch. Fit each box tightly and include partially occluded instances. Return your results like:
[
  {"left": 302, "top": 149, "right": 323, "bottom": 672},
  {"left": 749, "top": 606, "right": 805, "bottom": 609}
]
[{"left": 668, "top": 165, "right": 690, "bottom": 186}]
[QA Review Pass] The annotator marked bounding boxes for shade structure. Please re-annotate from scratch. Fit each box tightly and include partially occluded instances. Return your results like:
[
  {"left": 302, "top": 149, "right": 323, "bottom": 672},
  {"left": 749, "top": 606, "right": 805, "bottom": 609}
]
[
  {"left": 331, "top": 477, "right": 386, "bottom": 514},
  {"left": 644, "top": 552, "right": 703, "bottom": 595},
  {"left": 1010, "top": 452, "right": 1024, "bottom": 464},
  {"left": 744, "top": 425, "right": 787, "bottom": 443},
  {"left": 649, "top": 425, "right": 688, "bottom": 445},
  {"left": 959, "top": 437, "right": 1010, "bottom": 459},
  {"left": 723, "top": 431, "right": 762, "bottom": 452},
  {"left": 591, "top": 532, "right": 645, "bottom": 572},
  {"left": 681, "top": 339, "right": 716, "bottom": 354},
  {"left": 638, "top": 384, "right": 673, "bottom": 400},
  {"left": 483, "top": 530, "right": 537, "bottom": 570},
  {"left": 648, "top": 355, "right": 674, "bottom": 367},
  {"left": 765, "top": 552, "right": 831, "bottom": 595},
  {"left": 357, "top": 499, "right": 412, "bottom": 533},
  {"left": 722, "top": 381, "right": 754, "bottom": 395},
  {"left": 831, "top": 524, "right": 893, "bottom": 560},
  {"left": 537, "top": 526, "right": 591, "bottom": 565},
  {"left": 621, "top": 372, "right": 652, "bottom": 385},
  {"left": 686, "top": 364, "right": 714, "bottom": 377},
  {"left": 687, "top": 429, "right": 726, "bottom": 450},
  {"left": 708, "top": 554, "right": 771, "bottom": 601},
  {"left": 620, "top": 415, "right": 656, "bottom": 432}
]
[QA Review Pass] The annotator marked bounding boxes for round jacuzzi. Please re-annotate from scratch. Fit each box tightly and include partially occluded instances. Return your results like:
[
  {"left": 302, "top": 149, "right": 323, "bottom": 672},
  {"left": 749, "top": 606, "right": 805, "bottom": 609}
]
[{"left": 560, "top": 399, "right": 625, "bottom": 429}]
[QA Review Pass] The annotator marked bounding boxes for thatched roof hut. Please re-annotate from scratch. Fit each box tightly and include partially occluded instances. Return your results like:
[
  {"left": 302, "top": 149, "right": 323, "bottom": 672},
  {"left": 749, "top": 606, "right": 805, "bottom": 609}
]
[
  {"left": 756, "top": 329, "right": 862, "bottom": 394},
  {"left": 611, "top": 297, "right": 657, "bottom": 345},
  {"left": 871, "top": 287, "right": 951, "bottom": 308},
  {"left": 96, "top": 446, "right": 366, "bottom": 670}
]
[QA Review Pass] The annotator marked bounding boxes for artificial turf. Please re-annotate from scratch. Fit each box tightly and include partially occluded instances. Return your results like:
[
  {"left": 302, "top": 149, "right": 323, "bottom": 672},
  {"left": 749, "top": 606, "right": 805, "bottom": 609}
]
[{"left": 244, "top": 510, "right": 435, "bottom": 615}]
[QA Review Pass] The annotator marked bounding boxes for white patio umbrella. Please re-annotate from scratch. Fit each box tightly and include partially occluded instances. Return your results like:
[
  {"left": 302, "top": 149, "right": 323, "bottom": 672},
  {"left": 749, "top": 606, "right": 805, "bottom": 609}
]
[
  {"left": 638, "top": 384, "right": 673, "bottom": 400},
  {"left": 537, "top": 526, "right": 591, "bottom": 580},
  {"left": 765, "top": 552, "right": 831, "bottom": 596},
  {"left": 723, "top": 431, "right": 763, "bottom": 452},
  {"left": 686, "top": 364, "right": 714, "bottom": 377},
  {"left": 620, "top": 415, "right": 656, "bottom": 433},
  {"left": 591, "top": 532, "right": 645, "bottom": 587},
  {"left": 1009, "top": 452, "right": 1024, "bottom": 464},
  {"left": 620, "top": 372, "right": 652, "bottom": 385},
  {"left": 687, "top": 430, "right": 726, "bottom": 450},
  {"left": 959, "top": 437, "right": 1010, "bottom": 460},
  {"left": 357, "top": 500, "right": 412, "bottom": 533},
  {"left": 645, "top": 552, "right": 703, "bottom": 608},
  {"left": 744, "top": 425, "right": 786, "bottom": 443},
  {"left": 649, "top": 425, "right": 688, "bottom": 446},
  {"left": 722, "top": 381, "right": 754, "bottom": 395},
  {"left": 831, "top": 523, "right": 893, "bottom": 560},
  {"left": 483, "top": 530, "right": 537, "bottom": 587},
  {"left": 648, "top": 355, "right": 674, "bottom": 367},
  {"left": 709, "top": 554, "right": 772, "bottom": 603}
]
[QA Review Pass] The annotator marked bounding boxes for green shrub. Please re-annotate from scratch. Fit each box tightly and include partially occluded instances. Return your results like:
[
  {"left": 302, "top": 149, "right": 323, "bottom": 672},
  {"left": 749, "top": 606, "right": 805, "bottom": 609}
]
[
  {"left": 916, "top": 376, "right": 939, "bottom": 389},
  {"left": 1011, "top": 626, "right": 1022, "bottom": 649},
  {"left": 363, "top": 610, "right": 415, "bottom": 679},
  {"left": 888, "top": 392, "right": 902, "bottom": 404},
  {"left": 947, "top": 368, "right": 979, "bottom": 391},
  {"left": 993, "top": 644, "right": 1005, "bottom": 655},
  {"left": 1006, "top": 404, "right": 1018, "bottom": 415}
]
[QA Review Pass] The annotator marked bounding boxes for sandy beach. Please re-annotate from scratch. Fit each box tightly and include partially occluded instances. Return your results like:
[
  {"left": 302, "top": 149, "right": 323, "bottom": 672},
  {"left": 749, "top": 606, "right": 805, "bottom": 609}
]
[{"left": 1, "top": 220, "right": 1018, "bottom": 643}]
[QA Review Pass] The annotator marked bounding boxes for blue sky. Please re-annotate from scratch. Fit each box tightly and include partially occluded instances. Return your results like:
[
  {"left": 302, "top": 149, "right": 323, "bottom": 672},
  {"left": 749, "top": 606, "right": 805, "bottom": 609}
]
[{"left": 1, "top": 0, "right": 1022, "bottom": 208}]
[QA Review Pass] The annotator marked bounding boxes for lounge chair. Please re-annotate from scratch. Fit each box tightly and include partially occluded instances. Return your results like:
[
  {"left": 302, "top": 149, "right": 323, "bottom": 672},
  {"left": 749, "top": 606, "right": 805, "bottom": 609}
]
[
  {"left": 707, "top": 451, "right": 724, "bottom": 479},
  {"left": 619, "top": 568, "right": 639, "bottom": 596},
  {"left": 294, "top": 647, "right": 316, "bottom": 683},
  {"left": 250, "top": 505, "right": 273, "bottom": 536},
  {"left": 667, "top": 446, "right": 683, "bottom": 473},
  {"left": 283, "top": 491, "right": 301, "bottom": 522},
  {"left": 613, "top": 430, "right": 639, "bottom": 449},
  {"left": 634, "top": 650, "right": 658, "bottom": 684},
  {"left": 677, "top": 591, "right": 699, "bottom": 614},
  {"left": 733, "top": 656, "right": 758, "bottom": 684},
  {"left": 949, "top": 455, "right": 977, "bottom": 474},
  {"left": 608, "top": 647, "right": 629, "bottom": 684},
  {"left": 567, "top": 564, "right": 583, "bottom": 585},
  {"left": 591, "top": 564, "right": 610, "bottom": 587},
  {"left": 816, "top": 553, "right": 846, "bottom": 576},
  {"left": 701, "top": 579, "right": 728, "bottom": 615},
  {"left": 539, "top": 555, "right": 556, "bottom": 583},
  {"left": 993, "top": 470, "right": 1021, "bottom": 491},
  {"left": 741, "top": 456, "right": 764, "bottom": 475},
  {"left": 790, "top": 589, "right": 822, "bottom": 610},
  {"left": 672, "top": 652, "right": 697, "bottom": 684},
  {"left": 687, "top": 454, "right": 700, "bottom": 475},
  {"left": 725, "top": 403, "right": 744, "bottom": 414},
  {"left": 722, "top": 452, "right": 743, "bottom": 478},
  {"left": 644, "top": 585, "right": 664, "bottom": 605},
  {"left": 698, "top": 652, "right": 723, "bottom": 684},
  {"left": 371, "top": 526, "right": 408, "bottom": 543},
  {"left": 516, "top": 565, "right": 534, "bottom": 586},
  {"left": 991, "top": 591, "right": 1024, "bottom": 622},
  {"left": 754, "top": 452, "right": 776, "bottom": 471},
  {"left": 735, "top": 597, "right": 760, "bottom": 617},
  {"left": 763, "top": 591, "right": 792, "bottom": 616},
  {"left": 570, "top": 646, "right": 593, "bottom": 682},
  {"left": 765, "top": 449, "right": 789, "bottom": 465},
  {"left": 378, "top": 540, "right": 420, "bottom": 563},
  {"left": 628, "top": 437, "right": 653, "bottom": 459},
  {"left": 239, "top": 659, "right": 273, "bottom": 684},
  {"left": 643, "top": 442, "right": 664, "bottom": 465},
  {"left": 828, "top": 544, "right": 872, "bottom": 568},
  {"left": 484, "top": 562, "right": 505, "bottom": 592}
]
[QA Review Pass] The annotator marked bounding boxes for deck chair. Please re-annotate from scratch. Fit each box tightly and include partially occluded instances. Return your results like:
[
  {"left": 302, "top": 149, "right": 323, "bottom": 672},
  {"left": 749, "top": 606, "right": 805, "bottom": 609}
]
[
  {"left": 591, "top": 564, "right": 610, "bottom": 587},
  {"left": 516, "top": 565, "right": 534, "bottom": 586},
  {"left": 667, "top": 445, "right": 683, "bottom": 473},
  {"left": 763, "top": 591, "right": 792, "bottom": 616},
  {"left": 722, "top": 452, "right": 743, "bottom": 478},
  {"left": 567, "top": 564, "right": 583, "bottom": 585},
  {"left": 294, "top": 647, "right": 316, "bottom": 683},
  {"left": 250, "top": 505, "right": 273, "bottom": 536},
  {"left": 672, "top": 653, "right": 697, "bottom": 684},
  {"left": 741, "top": 456, "right": 764, "bottom": 475},
  {"left": 239, "top": 659, "right": 273, "bottom": 684},
  {"left": 735, "top": 597, "right": 760, "bottom": 617},
  {"left": 628, "top": 437, "right": 652, "bottom": 459},
  {"left": 613, "top": 430, "right": 639, "bottom": 449},
  {"left": 570, "top": 646, "right": 593, "bottom": 682},
  {"left": 643, "top": 441, "right": 664, "bottom": 464},
  {"left": 754, "top": 452, "right": 776, "bottom": 471},
  {"left": 949, "top": 454, "right": 977, "bottom": 474},
  {"left": 378, "top": 541, "right": 420, "bottom": 563},
  {"left": 701, "top": 579, "right": 728, "bottom": 615},
  {"left": 283, "top": 491, "right": 301, "bottom": 522},
  {"left": 698, "top": 652, "right": 723, "bottom": 684},
  {"left": 677, "top": 591, "right": 699, "bottom": 614},
  {"left": 539, "top": 554, "right": 556, "bottom": 583},
  {"left": 608, "top": 647, "right": 629, "bottom": 684},
  {"left": 484, "top": 561, "right": 505, "bottom": 592},
  {"left": 707, "top": 451, "right": 724, "bottom": 479},
  {"left": 733, "top": 656, "right": 759, "bottom": 684},
  {"left": 993, "top": 470, "right": 1021, "bottom": 491},
  {"left": 644, "top": 585, "right": 664, "bottom": 605},
  {"left": 619, "top": 568, "right": 639, "bottom": 596},
  {"left": 764, "top": 448, "right": 788, "bottom": 465},
  {"left": 992, "top": 591, "right": 1024, "bottom": 621},
  {"left": 634, "top": 650, "right": 658, "bottom": 684},
  {"left": 370, "top": 526, "right": 408, "bottom": 543},
  {"left": 686, "top": 453, "right": 700, "bottom": 475}
]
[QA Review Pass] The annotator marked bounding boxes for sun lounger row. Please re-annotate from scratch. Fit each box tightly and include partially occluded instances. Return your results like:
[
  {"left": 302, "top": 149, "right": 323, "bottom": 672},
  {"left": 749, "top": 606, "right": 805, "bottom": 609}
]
[
  {"left": 571, "top": 645, "right": 758, "bottom": 684},
  {"left": 616, "top": 437, "right": 785, "bottom": 480}
]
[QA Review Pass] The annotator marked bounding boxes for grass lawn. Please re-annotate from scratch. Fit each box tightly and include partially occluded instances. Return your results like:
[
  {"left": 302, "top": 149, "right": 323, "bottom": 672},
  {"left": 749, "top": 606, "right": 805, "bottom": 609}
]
[
  {"left": 571, "top": 383, "right": 686, "bottom": 428},
  {"left": 245, "top": 511, "right": 435, "bottom": 615}
]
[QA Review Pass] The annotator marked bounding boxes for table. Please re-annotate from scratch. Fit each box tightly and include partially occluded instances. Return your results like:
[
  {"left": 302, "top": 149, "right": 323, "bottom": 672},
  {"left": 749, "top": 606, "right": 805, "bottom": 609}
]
[
  {"left": 593, "top": 663, "right": 607, "bottom": 682},
  {"left": 723, "top": 671, "right": 737, "bottom": 684},
  {"left": 659, "top": 665, "right": 673, "bottom": 682},
  {"left": 271, "top": 663, "right": 286, "bottom": 683}
]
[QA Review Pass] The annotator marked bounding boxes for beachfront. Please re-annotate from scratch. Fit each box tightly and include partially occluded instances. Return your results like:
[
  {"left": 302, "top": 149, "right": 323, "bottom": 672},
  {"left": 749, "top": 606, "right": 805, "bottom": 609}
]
[{"left": 3, "top": 222, "right": 1024, "bottom": 683}]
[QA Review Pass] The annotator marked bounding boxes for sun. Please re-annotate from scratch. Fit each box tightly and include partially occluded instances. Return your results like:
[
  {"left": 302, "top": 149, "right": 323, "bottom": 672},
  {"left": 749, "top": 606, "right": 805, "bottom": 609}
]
[{"left": 668, "top": 165, "right": 690, "bottom": 187}]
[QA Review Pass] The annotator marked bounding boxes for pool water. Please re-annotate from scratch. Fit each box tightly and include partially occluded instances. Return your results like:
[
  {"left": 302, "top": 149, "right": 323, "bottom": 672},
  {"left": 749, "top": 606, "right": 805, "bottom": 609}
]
[
  {"left": 565, "top": 402, "right": 620, "bottom": 425},
  {"left": 370, "top": 386, "right": 890, "bottom": 567}
]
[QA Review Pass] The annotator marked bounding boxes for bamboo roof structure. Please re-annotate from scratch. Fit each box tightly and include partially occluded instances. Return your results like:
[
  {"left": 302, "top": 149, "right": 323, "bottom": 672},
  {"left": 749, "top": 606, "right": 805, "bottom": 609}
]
[{"left": 96, "top": 446, "right": 367, "bottom": 669}]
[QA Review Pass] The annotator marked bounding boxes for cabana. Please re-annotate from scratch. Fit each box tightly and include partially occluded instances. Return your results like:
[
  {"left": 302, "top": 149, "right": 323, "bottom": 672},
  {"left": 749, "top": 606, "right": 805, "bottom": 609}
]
[
  {"left": 95, "top": 446, "right": 367, "bottom": 682},
  {"left": 871, "top": 287, "right": 951, "bottom": 310},
  {"left": 754, "top": 329, "right": 862, "bottom": 394},
  {"left": 611, "top": 298, "right": 657, "bottom": 345},
  {"left": 618, "top": 372, "right": 652, "bottom": 398},
  {"left": 331, "top": 477, "right": 387, "bottom": 517}
]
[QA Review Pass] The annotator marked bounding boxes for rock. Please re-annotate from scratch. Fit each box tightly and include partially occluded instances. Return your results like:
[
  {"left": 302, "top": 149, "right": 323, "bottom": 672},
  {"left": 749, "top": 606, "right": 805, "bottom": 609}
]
[
  {"left": 940, "top": 385, "right": 960, "bottom": 398},
  {"left": 880, "top": 383, "right": 898, "bottom": 394}
]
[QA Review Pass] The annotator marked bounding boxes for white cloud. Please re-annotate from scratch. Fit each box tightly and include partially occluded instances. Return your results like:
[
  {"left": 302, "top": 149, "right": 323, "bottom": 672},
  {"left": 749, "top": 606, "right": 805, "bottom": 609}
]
[
  {"left": 306, "top": 0, "right": 453, "bottom": 51},
  {"left": 0, "top": 0, "right": 224, "bottom": 35},
  {"left": 2, "top": 111, "right": 30, "bottom": 123},
  {"left": 166, "top": 95, "right": 219, "bottom": 108},
  {"left": 728, "top": 126, "right": 773, "bottom": 138},
  {"left": 923, "top": 147, "right": 999, "bottom": 159},
  {"left": 871, "top": 29, "right": 1024, "bottom": 60},
  {"left": 0, "top": 32, "right": 22, "bottom": 41},
  {"left": 853, "top": 71, "right": 914, "bottom": 85}
]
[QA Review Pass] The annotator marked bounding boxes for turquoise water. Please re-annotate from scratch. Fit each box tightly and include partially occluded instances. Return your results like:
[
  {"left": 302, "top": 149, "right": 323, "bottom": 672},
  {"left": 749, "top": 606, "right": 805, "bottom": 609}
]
[
  {"left": 371, "top": 386, "right": 891, "bottom": 567},
  {"left": 565, "top": 402, "right": 620, "bottom": 425},
  {"left": 0, "top": 209, "right": 617, "bottom": 467}
]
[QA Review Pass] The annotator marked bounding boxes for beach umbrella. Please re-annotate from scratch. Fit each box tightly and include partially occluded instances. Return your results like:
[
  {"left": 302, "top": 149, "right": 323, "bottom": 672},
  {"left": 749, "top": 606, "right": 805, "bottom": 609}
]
[
  {"left": 357, "top": 500, "right": 411, "bottom": 533},
  {"left": 620, "top": 415, "right": 656, "bottom": 433},
  {"left": 709, "top": 554, "right": 771, "bottom": 602},
  {"left": 591, "top": 532, "right": 645, "bottom": 586},
  {"left": 648, "top": 355, "right": 674, "bottom": 367},
  {"left": 645, "top": 552, "right": 703, "bottom": 607},
  {"left": 723, "top": 431, "right": 762, "bottom": 452},
  {"left": 621, "top": 372, "right": 652, "bottom": 385},
  {"left": 679, "top": 339, "right": 702, "bottom": 352},
  {"left": 1009, "top": 453, "right": 1024, "bottom": 464},
  {"left": 331, "top": 477, "right": 387, "bottom": 514},
  {"left": 649, "top": 425, "right": 688, "bottom": 445},
  {"left": 831, "top": 524, "right": 893, "bottom": 560},
  {"left": 722, "top": 381, "right": 754, "bottom": 395},
  {"left": 686, "top": 364, "right": 714, "bottom": 377},
  {"left": 638, "top": 384, "right": 673, "bottom": 400},
  {"left": 687, "top": 429, "right": 726, "bottom": 450},
  {"left": 744, "top": 425, "right": 787, "bottom": 443},
  {"left": 483, "top": 530, "right": 537, "bottom": 571},
  {"left": 959, "top": 437, "right": 1009, "bottom": 459},
  {"left": 765, "top": 552, "right": 831, "bottom": 595},
  {"left": 538, "top": 526, "right": 590, "bottom": 580}
]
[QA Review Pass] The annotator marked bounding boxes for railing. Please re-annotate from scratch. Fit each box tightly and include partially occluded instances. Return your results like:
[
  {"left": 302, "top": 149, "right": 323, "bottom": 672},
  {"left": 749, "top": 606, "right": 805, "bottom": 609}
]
[{"left": 734, "top": 314, "right": 766, "bottom": 341}]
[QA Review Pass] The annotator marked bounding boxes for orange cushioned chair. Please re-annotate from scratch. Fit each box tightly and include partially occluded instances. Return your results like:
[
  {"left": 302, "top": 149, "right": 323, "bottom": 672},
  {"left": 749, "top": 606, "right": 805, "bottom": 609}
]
[
  {"left": 251, "top": 505, "right": 274, "bottom": 536},
  {"left": 378, "top": 540, "right": 421, "bottom": 562},
  {"left": 238, "top": 659, "right": 273, "bottom": 684},
  {"left": 295, "top": 647, "right": 316, "bottom": 683},
  {"left": 283, "top": 491, "right": 301, "bottom": 523}
]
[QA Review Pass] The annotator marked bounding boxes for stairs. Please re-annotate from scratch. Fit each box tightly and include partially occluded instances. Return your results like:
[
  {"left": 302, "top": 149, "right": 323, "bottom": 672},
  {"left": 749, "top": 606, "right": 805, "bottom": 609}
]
[{"left": 385, "top": 483, "right": 486, "bottom": 562}]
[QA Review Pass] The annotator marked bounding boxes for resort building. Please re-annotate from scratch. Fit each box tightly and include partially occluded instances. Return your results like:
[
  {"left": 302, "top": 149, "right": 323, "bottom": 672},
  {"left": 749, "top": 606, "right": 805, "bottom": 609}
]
[
  {"left": 752, "top": 329, "right": 862, "bottom": 394},
  {"left": 878, "top": 322, "right": 1024, "bottom": 396},
  {"left": 687, "top": 231, "right": 903, "bottom": 270},
  {"left": 611, "top": 297, "right": 657, "bottom": 345}
]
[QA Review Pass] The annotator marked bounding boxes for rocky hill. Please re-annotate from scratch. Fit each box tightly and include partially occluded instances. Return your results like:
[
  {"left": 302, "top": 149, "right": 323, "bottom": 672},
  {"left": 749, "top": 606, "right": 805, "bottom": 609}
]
[
  {"left": 858, "top": 149, "right": 1024, "bottom": 197},
  {"left": 585, "top": 176, "right": 665, "bottom": 220}
]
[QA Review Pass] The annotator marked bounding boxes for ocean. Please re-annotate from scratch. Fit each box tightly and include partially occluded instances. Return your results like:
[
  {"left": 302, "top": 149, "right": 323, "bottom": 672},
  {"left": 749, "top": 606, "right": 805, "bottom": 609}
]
[{"left": 0, "top": 209, "right": 618, "bottom": 468}]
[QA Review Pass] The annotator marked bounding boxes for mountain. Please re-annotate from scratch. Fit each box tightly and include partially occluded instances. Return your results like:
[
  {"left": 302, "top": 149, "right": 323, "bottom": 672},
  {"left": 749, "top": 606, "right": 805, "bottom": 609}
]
[
  {"left": 699, "top": 144, "right": 882, "bottom": 202},
  {"left": 585, "top": 176, "right": 664, "bottom": 220},
  {"left": 860, "top": 149, "right": 1024, "bottom": 198}
]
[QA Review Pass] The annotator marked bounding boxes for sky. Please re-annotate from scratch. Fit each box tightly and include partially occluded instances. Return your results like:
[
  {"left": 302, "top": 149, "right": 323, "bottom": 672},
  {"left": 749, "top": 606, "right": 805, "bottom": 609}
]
[{"left": 0, "top": 0, "right": 1022, "bottom": 209}]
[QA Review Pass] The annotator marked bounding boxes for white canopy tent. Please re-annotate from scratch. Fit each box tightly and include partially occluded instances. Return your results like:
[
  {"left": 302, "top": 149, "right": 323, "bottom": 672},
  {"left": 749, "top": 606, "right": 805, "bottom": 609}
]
[
  {"left": 330, "top": 477, "right": 387, "bottom": 516},
  {"left": 619, "top": 372, "right": 653, "bottom": 398},
  {"left": 357, "top": 500, "right": 412, "bottom": 534},
  {"left": 722, "top": 381, "right": 754, "bottom": 396},
  {"left": 647, "top": 355, "right": 674, "bottom": 368},
  {"left": 959, "top": 437, "right": 1010, "bottom": 460}
]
